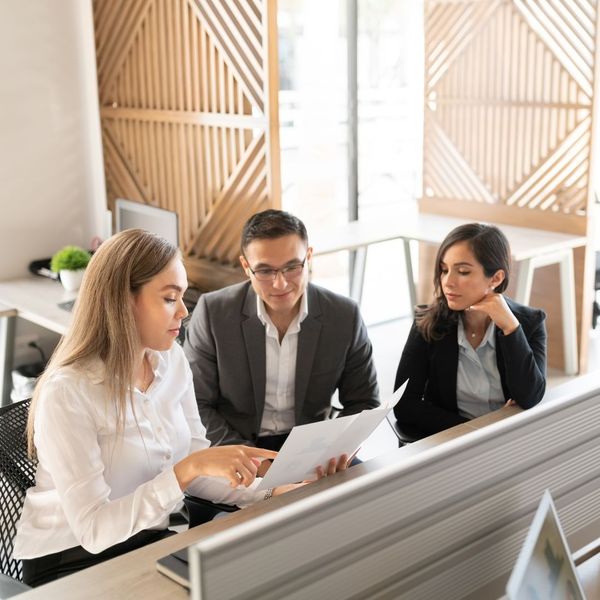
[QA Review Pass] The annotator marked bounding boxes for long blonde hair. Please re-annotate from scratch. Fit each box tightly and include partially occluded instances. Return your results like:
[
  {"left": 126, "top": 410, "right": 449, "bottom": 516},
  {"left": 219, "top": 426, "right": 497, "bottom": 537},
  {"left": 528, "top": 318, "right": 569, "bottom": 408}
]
[{"left": 27, "top": 229, "right": 178, "bottom": 455}]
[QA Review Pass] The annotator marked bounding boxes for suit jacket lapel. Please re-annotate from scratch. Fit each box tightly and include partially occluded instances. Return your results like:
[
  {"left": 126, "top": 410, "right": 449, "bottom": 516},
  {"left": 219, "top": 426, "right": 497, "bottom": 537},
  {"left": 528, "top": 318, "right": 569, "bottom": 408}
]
[
  {"left": 241, "top": 286, "right": 266, "bottom": 430},
  {"left": 295, "top": 285, "right": 322, "bottom": 422}
]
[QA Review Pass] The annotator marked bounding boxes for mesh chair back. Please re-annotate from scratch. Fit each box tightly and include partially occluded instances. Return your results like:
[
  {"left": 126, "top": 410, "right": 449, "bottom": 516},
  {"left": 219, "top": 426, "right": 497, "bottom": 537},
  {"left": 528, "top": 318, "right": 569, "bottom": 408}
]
[{"left": 0, "top": 400, "right": 37, "bottom": 581}]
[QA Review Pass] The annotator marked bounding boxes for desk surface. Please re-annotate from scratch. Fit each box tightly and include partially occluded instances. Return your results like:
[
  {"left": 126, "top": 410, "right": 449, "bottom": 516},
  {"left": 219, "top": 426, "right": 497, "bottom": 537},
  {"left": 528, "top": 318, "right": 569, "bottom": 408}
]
[
  {"left": 0, "top": 277, "right": 73, "bottom": 335},
  {"left": 310, "top": 211, "right": 587, "bottom": 261},
  {"left": 16, "top": 407, "right": 524, "bottom": 600}
]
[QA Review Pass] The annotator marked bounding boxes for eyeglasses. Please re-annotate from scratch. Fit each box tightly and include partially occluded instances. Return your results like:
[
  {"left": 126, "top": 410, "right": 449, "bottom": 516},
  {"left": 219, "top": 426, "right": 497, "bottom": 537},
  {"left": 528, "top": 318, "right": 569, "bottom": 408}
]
[{"left": 245, "top": 254, "right": 308, "bottom": 282}]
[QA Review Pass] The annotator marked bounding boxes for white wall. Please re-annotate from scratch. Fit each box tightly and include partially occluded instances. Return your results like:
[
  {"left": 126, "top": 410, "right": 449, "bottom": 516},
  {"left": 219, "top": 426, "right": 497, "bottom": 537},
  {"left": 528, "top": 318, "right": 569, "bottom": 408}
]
[{"left": 0, "top": 0, "right": 106, "bottom": 280}]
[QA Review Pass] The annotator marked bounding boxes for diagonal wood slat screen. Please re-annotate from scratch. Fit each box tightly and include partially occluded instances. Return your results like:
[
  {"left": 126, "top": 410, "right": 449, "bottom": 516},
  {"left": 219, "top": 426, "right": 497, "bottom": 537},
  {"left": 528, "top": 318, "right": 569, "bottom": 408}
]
[
  {"left": 421, "top": 0, "right": 600, "bottom": 372},
  {"left": 422, "top": 0, "right": 597, "bottom": 229},
  {"left": 93, "top": 0, "right": 280, "bottom": 289}
]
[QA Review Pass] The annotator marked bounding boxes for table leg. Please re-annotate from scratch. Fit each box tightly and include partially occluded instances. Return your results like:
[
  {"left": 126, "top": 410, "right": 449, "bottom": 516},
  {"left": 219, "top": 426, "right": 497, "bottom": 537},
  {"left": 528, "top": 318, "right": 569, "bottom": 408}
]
[
  {"left": 0, "top": 314, "right": 16, "bottom": 406},
  {"left": 514, "top": 251, "right": 578, "bottom": 375},
  {"left": 559, "top": 251, "right": 578, "bottom": 375},
  {"left": 515, "top": 258, "right": 535, "bottom": 305},
  {"left": 403, "top": 239, "right": 417, "bottom": 317},
  {"left": 350, "top": 246, "right": 367, "bottom": 304}
]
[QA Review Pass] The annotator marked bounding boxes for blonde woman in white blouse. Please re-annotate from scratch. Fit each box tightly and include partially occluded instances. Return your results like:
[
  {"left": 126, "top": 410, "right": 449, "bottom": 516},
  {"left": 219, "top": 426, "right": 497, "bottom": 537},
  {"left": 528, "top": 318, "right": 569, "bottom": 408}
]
[{"left": 14, "top": 229, "right": 301, "bottom": 586}]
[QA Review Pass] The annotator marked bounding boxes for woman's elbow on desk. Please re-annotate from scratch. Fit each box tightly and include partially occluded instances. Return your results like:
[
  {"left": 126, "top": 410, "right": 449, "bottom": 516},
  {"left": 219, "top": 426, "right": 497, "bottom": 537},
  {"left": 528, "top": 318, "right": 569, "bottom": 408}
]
[{"left": 515, "top": 385, "right": 546, "bottom": 410}]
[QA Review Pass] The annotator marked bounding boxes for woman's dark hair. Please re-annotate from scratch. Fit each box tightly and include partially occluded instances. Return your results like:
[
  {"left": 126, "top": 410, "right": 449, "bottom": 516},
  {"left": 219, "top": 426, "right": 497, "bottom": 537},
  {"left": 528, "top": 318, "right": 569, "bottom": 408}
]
[
  {"left": 416, "top": 223, "right": 511, "bottom": 341},
  {"left": 241, "top": 209, "right": 308, "bottom": 251}
]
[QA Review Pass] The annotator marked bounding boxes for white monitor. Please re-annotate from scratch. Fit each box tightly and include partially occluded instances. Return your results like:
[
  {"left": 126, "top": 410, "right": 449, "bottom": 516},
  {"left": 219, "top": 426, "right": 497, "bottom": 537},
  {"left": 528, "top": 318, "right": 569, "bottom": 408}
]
[
  {"left": 186, "top": 372, "right": 600, "bottom": 599},
  {"left": 506, "top": 490, "right": 585, "bottom": 600},
  {"left": 114, "top": 199, "right": 179, "bottom": 247}
]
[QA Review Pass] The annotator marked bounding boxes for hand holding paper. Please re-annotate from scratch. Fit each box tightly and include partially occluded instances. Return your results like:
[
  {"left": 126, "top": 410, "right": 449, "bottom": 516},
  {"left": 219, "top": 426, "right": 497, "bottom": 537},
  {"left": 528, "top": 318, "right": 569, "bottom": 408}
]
[{"left": 257, "top": 387, "right": 403, "bottom": 490}]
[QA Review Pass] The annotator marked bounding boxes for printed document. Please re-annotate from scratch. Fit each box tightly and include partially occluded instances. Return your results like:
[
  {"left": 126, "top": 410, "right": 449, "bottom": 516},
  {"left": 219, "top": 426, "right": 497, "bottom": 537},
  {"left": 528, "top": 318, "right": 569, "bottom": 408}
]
[{"left": 257, "top": 386, "right": 403, "bottom": 490}]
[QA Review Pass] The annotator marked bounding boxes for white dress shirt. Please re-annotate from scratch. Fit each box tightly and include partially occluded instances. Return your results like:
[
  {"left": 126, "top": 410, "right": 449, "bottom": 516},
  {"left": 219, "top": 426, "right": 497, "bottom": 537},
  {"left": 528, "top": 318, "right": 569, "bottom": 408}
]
[
  {"left": 456, "top": 319, "right": 505, "bottom": 419},
  {"left": 14, "top": 343, "right": 265, "bottom": 559},
  {"left": 256, "top": 292, "right": 308, "bottom": 436}
]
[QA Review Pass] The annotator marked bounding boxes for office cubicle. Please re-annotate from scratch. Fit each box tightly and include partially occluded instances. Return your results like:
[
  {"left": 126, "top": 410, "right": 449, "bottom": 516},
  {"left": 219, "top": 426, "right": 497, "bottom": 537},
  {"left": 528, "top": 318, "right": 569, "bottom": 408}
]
[{"left": 188, "top": 373, "right": 600, "bottom": 600}]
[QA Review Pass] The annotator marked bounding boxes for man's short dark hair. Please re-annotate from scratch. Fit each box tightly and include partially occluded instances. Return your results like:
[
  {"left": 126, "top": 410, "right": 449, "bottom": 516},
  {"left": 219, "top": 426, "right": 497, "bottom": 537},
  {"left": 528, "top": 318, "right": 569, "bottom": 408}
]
[{"left": 241, "top": 209, "right": 308, "bottom": 251}]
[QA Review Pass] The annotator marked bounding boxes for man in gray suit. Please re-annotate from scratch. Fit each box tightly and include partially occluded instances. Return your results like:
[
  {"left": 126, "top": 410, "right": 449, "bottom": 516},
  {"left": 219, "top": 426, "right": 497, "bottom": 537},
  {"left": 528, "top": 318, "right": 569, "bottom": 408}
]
[{"left": 183, "top": 209, "right": 380, "bottom": 456}]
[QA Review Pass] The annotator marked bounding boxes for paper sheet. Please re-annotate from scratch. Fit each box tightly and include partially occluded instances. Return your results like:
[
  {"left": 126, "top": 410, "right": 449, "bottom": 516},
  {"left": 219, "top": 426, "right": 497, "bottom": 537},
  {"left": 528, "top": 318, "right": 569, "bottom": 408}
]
[{"left": 256, "top": 387, "right": 403, "bottom": 490}]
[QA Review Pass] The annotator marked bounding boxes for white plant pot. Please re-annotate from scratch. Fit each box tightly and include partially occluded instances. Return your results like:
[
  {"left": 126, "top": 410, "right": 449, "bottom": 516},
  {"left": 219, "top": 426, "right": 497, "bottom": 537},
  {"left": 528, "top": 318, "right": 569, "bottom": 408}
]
[{"left": 59, "top": 269, "right": 85, "bottom": 292}]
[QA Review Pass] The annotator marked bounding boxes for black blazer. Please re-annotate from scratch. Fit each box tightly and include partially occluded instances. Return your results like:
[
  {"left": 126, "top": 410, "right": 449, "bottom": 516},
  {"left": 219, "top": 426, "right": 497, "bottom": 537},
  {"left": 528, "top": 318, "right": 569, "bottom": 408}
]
[{"left": 393, "top": 298, "right": 547, "bottom": 438}]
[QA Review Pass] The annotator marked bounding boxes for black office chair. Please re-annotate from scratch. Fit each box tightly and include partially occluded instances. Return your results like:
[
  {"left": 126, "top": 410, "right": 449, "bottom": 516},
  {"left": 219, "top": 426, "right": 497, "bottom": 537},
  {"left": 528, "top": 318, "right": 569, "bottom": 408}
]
[
  {"left": 0, "top": 399, "right": 35, "bottom": 597},
  {"left": 183, "top": 495, "right": 239, "bottom": 528},
  {"left": 593, "top": 252, "right": 600, "bottom": 328},
  {"left": 386, "top": 380, "right": 424, "bottom": 447},
  {"left": 386, "top": 411, "right": 423, "bottom": 447}
]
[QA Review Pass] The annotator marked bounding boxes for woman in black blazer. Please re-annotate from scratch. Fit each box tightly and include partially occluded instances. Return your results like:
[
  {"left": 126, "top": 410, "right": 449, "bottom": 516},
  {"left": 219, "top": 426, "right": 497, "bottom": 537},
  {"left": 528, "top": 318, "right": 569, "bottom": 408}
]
[{"left": 394, "top": 223, "right": 547, "bottom": 439}]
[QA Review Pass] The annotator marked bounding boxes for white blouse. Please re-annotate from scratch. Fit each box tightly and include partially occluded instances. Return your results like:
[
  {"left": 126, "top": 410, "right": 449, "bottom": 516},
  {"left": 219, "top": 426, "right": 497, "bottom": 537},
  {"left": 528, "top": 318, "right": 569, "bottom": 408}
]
[{"left": 14, "top": 344, "right": 265, "bottom": 559}]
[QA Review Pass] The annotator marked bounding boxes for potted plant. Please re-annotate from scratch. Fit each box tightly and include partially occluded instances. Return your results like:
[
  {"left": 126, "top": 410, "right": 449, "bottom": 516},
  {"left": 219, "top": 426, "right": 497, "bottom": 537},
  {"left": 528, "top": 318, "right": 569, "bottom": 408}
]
[{"left": 51, "top": 245, "right": 91, "bottom": 291}]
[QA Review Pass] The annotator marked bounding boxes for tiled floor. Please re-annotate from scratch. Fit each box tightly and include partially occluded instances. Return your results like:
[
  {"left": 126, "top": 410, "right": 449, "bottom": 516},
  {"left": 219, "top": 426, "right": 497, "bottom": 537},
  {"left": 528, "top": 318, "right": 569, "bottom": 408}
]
[{"left": 357, "top": 315, "right": 600, "bottom": 461}]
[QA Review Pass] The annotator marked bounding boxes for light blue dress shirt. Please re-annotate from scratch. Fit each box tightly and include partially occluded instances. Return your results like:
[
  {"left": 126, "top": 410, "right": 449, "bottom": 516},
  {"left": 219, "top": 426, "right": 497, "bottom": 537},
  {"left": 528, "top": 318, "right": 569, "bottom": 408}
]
[{"left": 456, "top": 318, "right": 505, "bottom": 419}]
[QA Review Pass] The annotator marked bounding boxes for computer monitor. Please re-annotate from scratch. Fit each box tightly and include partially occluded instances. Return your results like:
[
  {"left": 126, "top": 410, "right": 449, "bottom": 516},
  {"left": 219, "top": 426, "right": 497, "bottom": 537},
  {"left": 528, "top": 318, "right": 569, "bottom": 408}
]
[
  {"left": 185, "top": 372, "right": 600, "bottom": 599},
  {"left": 506, "top": 490, "right": 585, "bottom": 600},
  {"left": 114, "top": 199, "right": 179, "bottom": 247}
]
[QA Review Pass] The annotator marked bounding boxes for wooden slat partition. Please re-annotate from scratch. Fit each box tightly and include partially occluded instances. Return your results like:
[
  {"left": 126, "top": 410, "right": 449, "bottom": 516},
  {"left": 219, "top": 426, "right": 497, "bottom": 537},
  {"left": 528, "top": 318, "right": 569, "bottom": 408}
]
[
  {"left": 92, "top": 0, "right": 281, "bottom": 290},
  {"left": 422, "top": 0, "right": 600, "bottom": 371}
]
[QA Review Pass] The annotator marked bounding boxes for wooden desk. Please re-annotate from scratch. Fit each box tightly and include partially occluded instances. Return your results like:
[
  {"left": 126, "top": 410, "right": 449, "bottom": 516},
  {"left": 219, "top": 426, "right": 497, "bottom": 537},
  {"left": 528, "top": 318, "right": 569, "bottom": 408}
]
[
  {"left": 0, "top": 277, "right": 73, "bottom": 405},
  {"left": 16, "top": 407, "right": 521, "bottom": 600},
  {"left": 311, "top": 210, "right": 586, "bottom": 375}
]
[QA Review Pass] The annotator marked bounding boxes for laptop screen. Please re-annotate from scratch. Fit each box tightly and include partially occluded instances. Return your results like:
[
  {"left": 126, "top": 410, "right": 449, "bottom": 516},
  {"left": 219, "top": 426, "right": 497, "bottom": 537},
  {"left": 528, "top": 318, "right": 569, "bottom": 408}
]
[{"left": 114, "top": 199, "right": 179, "bottom": 247}]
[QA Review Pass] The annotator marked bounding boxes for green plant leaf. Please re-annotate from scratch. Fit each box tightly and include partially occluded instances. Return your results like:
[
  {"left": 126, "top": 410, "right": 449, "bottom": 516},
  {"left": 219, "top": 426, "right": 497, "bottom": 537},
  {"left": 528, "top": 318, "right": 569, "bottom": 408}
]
[{"left": 50, "top": 246, "right": 91, "bottom": 272}]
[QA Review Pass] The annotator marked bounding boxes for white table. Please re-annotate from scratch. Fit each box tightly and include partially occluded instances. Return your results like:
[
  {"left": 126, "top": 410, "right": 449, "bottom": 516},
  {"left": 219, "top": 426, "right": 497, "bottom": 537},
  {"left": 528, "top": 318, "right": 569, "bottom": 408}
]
[
  {"left": 311, "top": 212, "right": 587, "bottom": 375},
  {"left": 0, "top": 277, "right": 73, "bottom": 405}
]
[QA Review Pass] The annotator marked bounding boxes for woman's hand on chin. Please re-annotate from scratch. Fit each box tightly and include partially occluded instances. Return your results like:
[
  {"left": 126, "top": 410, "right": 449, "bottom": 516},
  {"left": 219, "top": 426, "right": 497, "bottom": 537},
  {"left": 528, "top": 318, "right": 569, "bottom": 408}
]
[{"left": 468, "top": 293, "right": 519, "bottom": 335}]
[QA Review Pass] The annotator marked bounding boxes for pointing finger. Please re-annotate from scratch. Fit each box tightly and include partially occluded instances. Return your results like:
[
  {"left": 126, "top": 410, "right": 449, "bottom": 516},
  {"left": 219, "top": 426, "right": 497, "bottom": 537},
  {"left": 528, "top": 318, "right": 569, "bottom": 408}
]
[{"left": 247, "top": 447, "right": 278, "bottom": 460}]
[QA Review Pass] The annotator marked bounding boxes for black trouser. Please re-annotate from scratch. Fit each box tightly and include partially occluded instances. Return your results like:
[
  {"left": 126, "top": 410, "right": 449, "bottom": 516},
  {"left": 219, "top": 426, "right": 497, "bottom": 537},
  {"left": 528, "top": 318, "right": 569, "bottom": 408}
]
[
  {"left": 257, "top": 433, "right": 290, "bottom": 451},
  {"left": 22, "top": 529, "right": 176, "bottom": 587}
]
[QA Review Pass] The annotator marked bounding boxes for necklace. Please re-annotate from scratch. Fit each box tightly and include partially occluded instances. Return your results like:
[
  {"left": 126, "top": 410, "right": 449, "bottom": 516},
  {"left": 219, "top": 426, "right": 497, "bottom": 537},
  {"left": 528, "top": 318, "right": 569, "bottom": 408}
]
[{"left": 465, "top": 321, "right": 489, "bottom": 340}]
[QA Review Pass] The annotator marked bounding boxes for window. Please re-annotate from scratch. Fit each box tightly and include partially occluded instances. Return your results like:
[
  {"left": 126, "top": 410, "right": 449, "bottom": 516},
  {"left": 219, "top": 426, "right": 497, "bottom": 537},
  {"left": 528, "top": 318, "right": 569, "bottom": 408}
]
[{"left": 278, "top": 0, "right": 423, "bottom": 322}]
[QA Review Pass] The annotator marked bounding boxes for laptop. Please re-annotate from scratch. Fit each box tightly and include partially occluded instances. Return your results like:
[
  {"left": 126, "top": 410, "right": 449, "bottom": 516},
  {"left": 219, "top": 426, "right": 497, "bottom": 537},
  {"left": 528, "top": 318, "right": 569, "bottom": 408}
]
[
  {"left": 506, "top": 490, "right": 586, "bottom": 599},
  {"left": 156, "top": 548, "right": 190, "bottom": 589}
]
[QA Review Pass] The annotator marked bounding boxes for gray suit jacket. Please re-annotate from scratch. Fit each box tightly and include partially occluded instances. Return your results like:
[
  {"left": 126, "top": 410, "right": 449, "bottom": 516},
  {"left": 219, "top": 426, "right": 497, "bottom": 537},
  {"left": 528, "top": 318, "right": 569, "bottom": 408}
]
[{"left": 183, "top": 281, "right": 380, "bottom": 446}]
